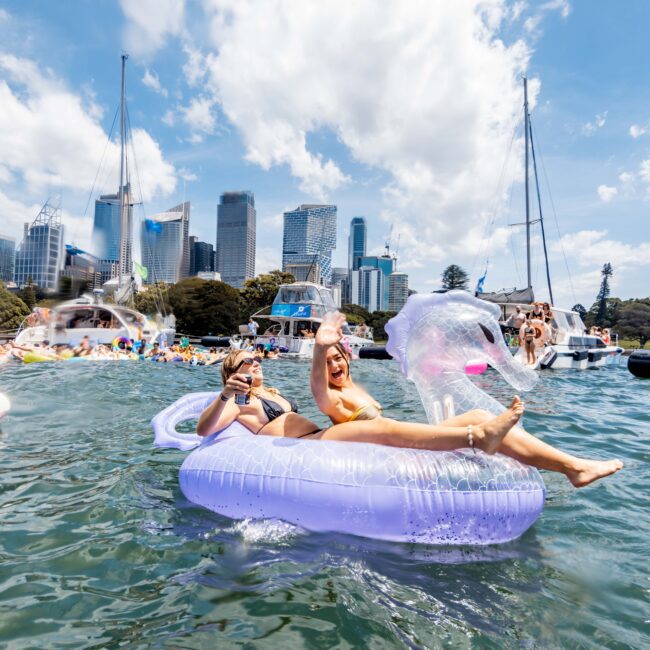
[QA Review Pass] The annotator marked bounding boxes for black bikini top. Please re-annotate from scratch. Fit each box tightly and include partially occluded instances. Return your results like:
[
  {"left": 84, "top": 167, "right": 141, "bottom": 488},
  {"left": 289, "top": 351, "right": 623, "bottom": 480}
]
[{"left": 258, "top": 395, "right": 298, "bottom": 423}]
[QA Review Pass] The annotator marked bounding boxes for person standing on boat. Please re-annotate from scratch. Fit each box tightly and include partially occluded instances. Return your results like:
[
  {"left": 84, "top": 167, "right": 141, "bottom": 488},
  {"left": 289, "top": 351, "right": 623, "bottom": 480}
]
[
  {"left": 248, "top": 318, "right": 259, "bottom": 338},
  {"left": 520, "top": 316, "right": 537, "bottom": 365}
]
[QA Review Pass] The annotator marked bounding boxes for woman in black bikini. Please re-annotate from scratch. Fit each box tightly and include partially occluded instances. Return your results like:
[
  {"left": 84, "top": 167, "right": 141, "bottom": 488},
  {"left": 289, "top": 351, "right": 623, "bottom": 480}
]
[{"left": 195, "top": 350, "right": 623, "bottom": 487}]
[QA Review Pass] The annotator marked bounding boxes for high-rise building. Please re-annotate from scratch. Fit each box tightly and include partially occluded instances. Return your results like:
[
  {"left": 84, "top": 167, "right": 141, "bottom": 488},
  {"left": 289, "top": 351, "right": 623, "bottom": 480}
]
[
  {"left": 0, "top": 234, "right": 15, "bottom": 282},
  {"left": 350, "top": 267, "right": 384, "bottom": 313},
  {"left": 61, "top": 245, "right": 101, "bottom": 290},
  {"left": 388, "top": 272, "right": 409, "bottom": 311},
  {"left": 348, "top": 217, "right": 367, "bottom": 271},
  {"left": 14, "top": 201, "right": 64, "bottom": 292},
  {"left": 331, "top": 266, "right": 349, "bottom": 307},
  {"left": 92, "top": 185, "right": 133, "bottom": 279},
  {"left": 216, "top": 191, "right": 256, "bottom": 288},
  {"left": 140, "top": 202, "right": 190, "bottom": 284},
  {"left": 282, "top": 204, "right": 337, "bottom": 286},
  {"left": 350, "top": 254, "right": 394, "bottom": 310},
  {"left": 189, "top": 236, "right": 215, "bottom": 275}
]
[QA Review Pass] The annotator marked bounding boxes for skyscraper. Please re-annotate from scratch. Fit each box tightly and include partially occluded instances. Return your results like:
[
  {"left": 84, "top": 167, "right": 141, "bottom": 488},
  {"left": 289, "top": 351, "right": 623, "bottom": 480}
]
[
  {"left": 348, "top": 217, "right": 367, "bottom": 271},
  {"left": 349, "top": 254, "right": 394, "bottom": 310},
  {"left": 0, "top": 234, "right": 15, "bottom": 282},
  {"left": 14, "top": 201, "right": 64, "bottom": 291},
  {"left": 350, "top": 267, "right": 384, "bottom": 313},
  {"left": 216, "top": 191, "right": 256, "bottom": 288},
  {"left": 92, "top": 185, "right": 133, "bottom": 279},
  {"left": 140, "top": 202, "right": 190, "bottom": 285},
  {"left": 282, "top": 204, "right": 337, "bottom": 286},
  {"left": 189, "top": 236, "right": 215, "bottom": 275},
  {"left": 388, "top": 272, "right": 409, "bottom": 311}
]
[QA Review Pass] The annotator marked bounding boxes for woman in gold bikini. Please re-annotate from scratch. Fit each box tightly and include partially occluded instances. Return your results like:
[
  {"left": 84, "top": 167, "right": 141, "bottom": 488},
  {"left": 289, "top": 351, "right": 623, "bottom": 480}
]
[{"left": 309, "top": 312, "right": 622, "bottom": 487}]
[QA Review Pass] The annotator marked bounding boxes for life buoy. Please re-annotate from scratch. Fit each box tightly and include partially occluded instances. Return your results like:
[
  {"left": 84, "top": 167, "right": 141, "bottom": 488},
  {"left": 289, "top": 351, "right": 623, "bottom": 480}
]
[{"left": 111, "top": 336, "right": 132, "bottom": 351}]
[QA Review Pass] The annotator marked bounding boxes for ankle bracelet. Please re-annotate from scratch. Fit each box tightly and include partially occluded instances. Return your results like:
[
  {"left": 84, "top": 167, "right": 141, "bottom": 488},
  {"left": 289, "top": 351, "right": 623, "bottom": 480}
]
[{"left": 467, "top": 425, "right": 476, "bottom": 454}]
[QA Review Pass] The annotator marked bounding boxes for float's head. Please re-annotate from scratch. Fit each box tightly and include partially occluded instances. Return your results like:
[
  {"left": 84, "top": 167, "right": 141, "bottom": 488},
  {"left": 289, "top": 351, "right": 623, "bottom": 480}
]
[
  {"left": 221, "top": 350, "right": 264, "bottom": 387},
  {"left": 385, "top": 291, "right": 537, "bottom": 392}
]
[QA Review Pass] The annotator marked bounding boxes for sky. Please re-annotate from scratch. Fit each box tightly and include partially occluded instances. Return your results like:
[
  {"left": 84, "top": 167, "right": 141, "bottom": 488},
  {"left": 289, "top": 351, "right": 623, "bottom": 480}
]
[{"left": 0, "top": 0, "right": 648, "bottom": 308}]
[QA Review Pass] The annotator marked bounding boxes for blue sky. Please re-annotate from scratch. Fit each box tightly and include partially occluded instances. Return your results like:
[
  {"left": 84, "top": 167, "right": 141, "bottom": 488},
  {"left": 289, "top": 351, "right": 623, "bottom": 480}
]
[{"left": 0, "top": 0, "right": 648, "bottom": 308}]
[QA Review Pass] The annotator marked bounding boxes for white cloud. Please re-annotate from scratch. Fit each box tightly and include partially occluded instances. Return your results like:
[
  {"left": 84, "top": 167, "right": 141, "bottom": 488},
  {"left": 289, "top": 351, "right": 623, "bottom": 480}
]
[
  {"left": 255, "top": 246, "right": 282, "bottom": 275},
  {"left": 180, "top": 95, "right": 217, "bottom": 140},
  {"left": 142, "top": 68, "right": 168, "bottom": 97},
  {"left": 582, "top": 111, "right": 607, "bottom": 136},
  {"left": 260, "top": 211, "right": 285, "bottom": 229},
  {"left": 0, "top": 8, "right": 9, "bottom": 23},
  {"left": 540, "top": 0, "right": 571, "bottom": 19},
  {"left": 196, "top": 1, "right": 535, "bottom": 253},
  {"left": 618, "top": 171, "right": 634, "bottom": 184},
  {"left": 551, "top": 230, "right": 650, "bottom": 269},
  {"left": 0, "top": 53, "right": 177, "bottom": 243},
  {"left": 119, "top": 0, "right": 186, "bottom": 57},
  {"left": 639, "top": 159, "right": 650, "bottom": 184},
  {"left": 161, "top": 109, "right": 175, "bottom": 126},
  {"left": 597, "top": 184, "right": 617, "bottom": 202},
  {"left": 178, "top": 167, "right": 198, "bottom": 182},
  {"left": 182, "top": 46, "right": 209, "bottom": 87},
  {"left": 630, "top": 124, "right": 646, "bottom": 138}
]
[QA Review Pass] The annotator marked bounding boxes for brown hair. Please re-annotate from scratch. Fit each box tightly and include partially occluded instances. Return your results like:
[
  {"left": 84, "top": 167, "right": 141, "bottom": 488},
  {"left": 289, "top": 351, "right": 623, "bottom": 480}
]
[
  {"left": 329, "top": 342, "right": 351, "bottom": 383},
  {"left": 220, "top": 349, "right": 277, "bottom": 395}
]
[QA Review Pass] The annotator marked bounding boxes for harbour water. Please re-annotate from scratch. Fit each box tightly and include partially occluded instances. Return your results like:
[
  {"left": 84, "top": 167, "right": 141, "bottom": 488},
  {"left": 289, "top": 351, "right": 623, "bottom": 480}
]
[{"left": 0, "top": 359, "right": 648, "bottom": 647}]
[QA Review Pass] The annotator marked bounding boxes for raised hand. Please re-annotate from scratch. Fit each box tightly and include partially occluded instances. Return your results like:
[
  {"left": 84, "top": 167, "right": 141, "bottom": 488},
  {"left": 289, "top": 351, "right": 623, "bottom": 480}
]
[{"left": 316, "top": 311, "right": 346, "bottom": 347}]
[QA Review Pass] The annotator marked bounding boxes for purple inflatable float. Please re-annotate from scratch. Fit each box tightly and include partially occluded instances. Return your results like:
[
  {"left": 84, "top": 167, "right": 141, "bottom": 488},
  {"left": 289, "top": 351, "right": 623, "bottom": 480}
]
[{"left": 152, "top": 292, "right": 545, "bottom": 545}]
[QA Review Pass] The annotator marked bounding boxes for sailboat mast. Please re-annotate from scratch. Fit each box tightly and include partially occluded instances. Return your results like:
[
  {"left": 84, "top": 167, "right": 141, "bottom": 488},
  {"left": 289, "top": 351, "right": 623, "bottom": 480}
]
[
  {"left": 118, "top": 54, "right": 129, "bottom": 290},
  {"left": 524, "top": 76, "right": 531, "bottom": 290}
]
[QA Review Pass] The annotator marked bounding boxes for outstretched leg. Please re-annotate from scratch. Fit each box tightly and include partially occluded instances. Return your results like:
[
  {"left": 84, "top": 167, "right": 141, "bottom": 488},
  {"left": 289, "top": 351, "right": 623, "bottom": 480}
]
[
  {"left": 440, "top": 408, "right": 623, "bottom": 487},
  {"left": 317, "top": 397, "right": 524, "bottom": 455}
]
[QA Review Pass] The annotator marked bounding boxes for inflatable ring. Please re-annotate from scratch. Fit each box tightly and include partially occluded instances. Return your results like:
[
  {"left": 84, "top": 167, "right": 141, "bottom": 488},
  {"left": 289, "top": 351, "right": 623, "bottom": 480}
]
[
  {"left": 111, "top": 336, "right": 132, "bottom": 352},
  {"left": 152, "top": 390, "right": 545, "bottom": 545}
]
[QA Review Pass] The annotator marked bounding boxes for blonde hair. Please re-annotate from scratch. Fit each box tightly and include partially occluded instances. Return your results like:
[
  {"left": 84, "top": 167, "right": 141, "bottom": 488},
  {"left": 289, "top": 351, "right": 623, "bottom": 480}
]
[{"left": 220, "top": 350, "right": 277, "bottom": 395}]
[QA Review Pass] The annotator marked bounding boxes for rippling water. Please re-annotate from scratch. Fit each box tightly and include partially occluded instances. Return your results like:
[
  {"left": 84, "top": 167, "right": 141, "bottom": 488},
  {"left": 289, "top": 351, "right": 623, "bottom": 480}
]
[{"left": 0, "top": 359, "right": 648, "bottom": 648}]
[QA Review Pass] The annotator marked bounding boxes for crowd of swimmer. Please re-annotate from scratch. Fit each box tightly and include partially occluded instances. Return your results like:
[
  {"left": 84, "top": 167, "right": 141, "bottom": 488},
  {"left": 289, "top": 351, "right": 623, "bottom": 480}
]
[
  {"left": 501, "top": 302, "right": 612, "bottom": 365},
  {"left": 197, "top": 311, "right": 623, "bottom": 488},
  {"left": 0, "top": 335, "right": 280, "bottom": 366}
]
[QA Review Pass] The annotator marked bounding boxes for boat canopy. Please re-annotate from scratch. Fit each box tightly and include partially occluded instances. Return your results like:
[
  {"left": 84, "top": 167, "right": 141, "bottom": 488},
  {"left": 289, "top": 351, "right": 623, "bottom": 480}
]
[
  {"left": 478, "top": 287, "right": 535, "bottom": 305},
  {"left": 269, "top": 283, "right": 337, "bottom": 319}
]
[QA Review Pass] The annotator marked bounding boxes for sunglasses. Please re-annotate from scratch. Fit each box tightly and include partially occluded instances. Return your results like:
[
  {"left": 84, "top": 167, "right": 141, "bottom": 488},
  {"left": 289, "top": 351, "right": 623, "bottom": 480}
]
[{"left": 234, "top": 357, "right": 260, "bottom": 372}]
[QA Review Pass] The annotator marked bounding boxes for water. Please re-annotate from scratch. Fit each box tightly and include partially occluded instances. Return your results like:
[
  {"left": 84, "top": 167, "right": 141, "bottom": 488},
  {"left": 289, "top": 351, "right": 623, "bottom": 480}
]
[{"left": 0, "top": 359, "right": 648, "bottom": 648}]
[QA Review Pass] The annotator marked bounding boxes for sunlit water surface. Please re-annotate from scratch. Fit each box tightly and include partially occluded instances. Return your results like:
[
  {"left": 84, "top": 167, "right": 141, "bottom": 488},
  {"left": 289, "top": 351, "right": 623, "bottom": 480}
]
[{"left": 0, "top": 359, "right": 648, "bottom": 648}]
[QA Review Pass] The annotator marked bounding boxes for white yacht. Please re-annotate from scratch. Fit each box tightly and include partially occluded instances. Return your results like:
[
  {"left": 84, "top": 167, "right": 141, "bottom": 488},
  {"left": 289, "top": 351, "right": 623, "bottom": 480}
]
[
  {"left": 14, "top": 289, "right": 175, "bottom": 348},
  {"left": 495, "top": 302, "right": 622, "bottom": 370},
  {"left": 251, "top": 282, "right": 373, "bottom": 358}
]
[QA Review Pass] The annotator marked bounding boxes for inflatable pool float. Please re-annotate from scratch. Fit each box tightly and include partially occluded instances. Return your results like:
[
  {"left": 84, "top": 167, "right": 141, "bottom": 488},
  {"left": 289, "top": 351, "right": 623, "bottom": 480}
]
[
  {"left": 152, "top": 292, "right": 545, "bottom": 545},
  {"left": 628, "top": 350, "right": 650, "bottom": 378},
  {"left": 0, "top": 392, "right": 10, "bottom": 420},
  {"left": 23, "top": 351, "right": 56, "bottom": 363}
]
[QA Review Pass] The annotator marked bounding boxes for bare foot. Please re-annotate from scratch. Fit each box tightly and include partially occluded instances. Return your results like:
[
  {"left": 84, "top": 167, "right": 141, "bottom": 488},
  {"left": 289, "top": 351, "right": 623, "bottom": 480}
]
[
  {"left": 475, "top": 396, "right": 524, "bottom": 454},
  {"left": 567, "top": 459, "right": 623, "bottom": 487}
]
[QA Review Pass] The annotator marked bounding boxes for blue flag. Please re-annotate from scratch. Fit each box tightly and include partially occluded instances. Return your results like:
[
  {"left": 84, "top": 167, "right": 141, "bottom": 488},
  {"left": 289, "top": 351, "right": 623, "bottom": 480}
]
[{"left": 475, "top": 269, "right": 487, "bottom": 294}]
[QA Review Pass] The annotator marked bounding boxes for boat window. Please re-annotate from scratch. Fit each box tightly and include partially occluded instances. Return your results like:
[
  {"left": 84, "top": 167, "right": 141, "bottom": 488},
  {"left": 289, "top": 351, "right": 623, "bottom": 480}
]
[{"left": 552, "top": 311, "right": 570, "bottom": 331}]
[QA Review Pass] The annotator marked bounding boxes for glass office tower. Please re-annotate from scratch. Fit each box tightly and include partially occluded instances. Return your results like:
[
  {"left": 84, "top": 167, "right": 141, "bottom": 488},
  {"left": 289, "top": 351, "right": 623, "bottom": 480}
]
[
  {"left": 348, "top": 216, "right": 367, "bottom": 271},
  {"left": 282, "top": 204, "right": 337, "bottom": 286},
  {"left": 14, "top": 201, "right": 64, "bottom": 291},
  {"left": 92, "top": 185, "right": 133, "bottom": 279},
  {"left": 0, "top": 234, "right": 15, "bottom": 282},
  {"left": 141, "top": 202, "right": 190, "bottom": 284},
  {"left": 216, "top": 191, "right": 256, "bottom": 288}
]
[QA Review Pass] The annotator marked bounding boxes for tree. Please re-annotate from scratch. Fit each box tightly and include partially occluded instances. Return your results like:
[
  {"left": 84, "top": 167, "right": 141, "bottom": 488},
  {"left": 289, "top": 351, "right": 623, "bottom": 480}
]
[
  {"left": 167, "top": 277, "right": 240, "bottom": 336},
  {"left": 616, "top": 300, "right": 650, "bottom": 348},
  {"left": 440, "top": 265, "right": 469, "bottom": 292},
  {"left": 341, "top": 303, "right": 371, "bottom": 325},
  {"left": 18, "top": 276, "right": 36, "bottom": 310},
  {"left": 571, "top": 304, "right": 587, "bottom": 321},
  {"left": 134, "top": 283, "right": 171, "bottom": 316},
  {"left": 367, "top": 310, "right": 398, "bottom": 341},
  {"left": 240, "top": 270, "right": 295, "bottom": 320},
  {"left": 595, "top": 263, "right": 613, "bottom": 326},
  {"left": 0, "top": 282, "right": 31, "bottom": 331}
]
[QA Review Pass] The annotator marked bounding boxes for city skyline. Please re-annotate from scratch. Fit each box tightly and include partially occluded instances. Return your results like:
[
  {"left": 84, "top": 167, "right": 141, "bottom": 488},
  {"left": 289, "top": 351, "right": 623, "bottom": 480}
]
[{"left": 1, "top": 3, "right": 649, "bottom": 308}]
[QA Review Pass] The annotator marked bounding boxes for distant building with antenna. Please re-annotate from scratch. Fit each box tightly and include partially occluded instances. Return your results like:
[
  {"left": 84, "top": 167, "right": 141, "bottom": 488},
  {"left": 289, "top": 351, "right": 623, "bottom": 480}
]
[
  {"left": 14, "top": 200, "right": 65, "bottom": 292},
  {"left": 282, "top": 204, "right": 337, "bottom": 286}
]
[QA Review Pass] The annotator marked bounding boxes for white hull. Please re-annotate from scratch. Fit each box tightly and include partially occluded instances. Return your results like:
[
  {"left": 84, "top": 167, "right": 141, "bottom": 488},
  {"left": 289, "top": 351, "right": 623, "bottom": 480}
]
[
  {"left": 255, "top": 333, "right": 372, "bottom": 359},
  {"left": 514, "top": 344, "right": 622, "bottom": 370}
]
